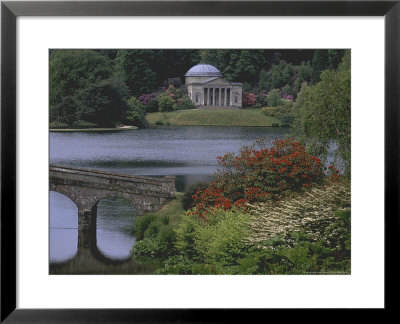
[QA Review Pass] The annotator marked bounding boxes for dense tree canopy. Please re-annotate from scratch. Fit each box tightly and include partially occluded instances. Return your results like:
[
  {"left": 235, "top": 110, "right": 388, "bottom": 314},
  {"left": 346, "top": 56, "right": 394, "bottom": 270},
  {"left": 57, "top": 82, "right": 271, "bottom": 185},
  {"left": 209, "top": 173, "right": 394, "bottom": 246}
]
[
  {"left": 114, "top": 50, "right": 157, "bottom": 97},
  {"left": 49, "top": 50, "right": 113, "bottom": 107},
  {"left": 292, "top": 50, "right": 351, "bottom": 174}
]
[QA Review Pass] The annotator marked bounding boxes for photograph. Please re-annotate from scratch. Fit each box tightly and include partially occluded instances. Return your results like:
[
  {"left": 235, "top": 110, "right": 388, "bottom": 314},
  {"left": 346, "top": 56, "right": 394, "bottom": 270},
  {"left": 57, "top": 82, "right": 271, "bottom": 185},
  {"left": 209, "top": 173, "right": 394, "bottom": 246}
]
[{"left": 49, "top": 49, "right": 351, "bottom": 275}]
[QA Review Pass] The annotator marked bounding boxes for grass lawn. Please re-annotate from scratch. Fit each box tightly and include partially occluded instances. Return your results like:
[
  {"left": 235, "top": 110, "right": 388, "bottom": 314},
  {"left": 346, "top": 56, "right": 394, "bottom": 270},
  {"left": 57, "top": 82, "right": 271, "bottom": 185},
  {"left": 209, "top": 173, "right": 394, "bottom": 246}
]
[
  {"left": 50, "top": 126, "right": 138, "bottom": 132},
  {"left": 146, "top": 108, "right": 281, "bottom": 127}
]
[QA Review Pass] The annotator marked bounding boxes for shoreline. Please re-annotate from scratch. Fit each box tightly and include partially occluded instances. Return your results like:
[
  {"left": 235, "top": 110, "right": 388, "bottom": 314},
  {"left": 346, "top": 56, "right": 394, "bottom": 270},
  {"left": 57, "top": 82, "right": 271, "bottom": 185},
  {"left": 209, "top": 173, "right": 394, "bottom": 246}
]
[{"left": 50, "top": 126, "right": 138, "bottom": 132}]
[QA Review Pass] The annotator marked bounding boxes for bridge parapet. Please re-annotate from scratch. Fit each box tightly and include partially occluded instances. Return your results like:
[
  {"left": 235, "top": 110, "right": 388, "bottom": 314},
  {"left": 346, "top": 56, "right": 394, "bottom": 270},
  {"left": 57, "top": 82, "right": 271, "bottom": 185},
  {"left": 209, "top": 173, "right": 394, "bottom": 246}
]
[{"left": 49, "top": 165, "right": 176, "bottom": 229}]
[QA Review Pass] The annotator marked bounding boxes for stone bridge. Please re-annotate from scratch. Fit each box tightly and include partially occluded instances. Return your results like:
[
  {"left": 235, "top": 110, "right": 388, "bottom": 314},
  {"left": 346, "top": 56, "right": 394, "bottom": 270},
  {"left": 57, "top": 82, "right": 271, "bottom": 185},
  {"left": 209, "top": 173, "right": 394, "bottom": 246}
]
[{"left": 49, "top": 165, "right": 176, "bottom": 230}]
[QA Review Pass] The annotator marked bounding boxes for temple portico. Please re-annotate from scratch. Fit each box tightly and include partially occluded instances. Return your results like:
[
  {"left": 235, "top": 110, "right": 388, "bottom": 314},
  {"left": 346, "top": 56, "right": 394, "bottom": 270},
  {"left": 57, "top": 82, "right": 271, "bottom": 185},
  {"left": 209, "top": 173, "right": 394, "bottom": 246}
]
[{"left": 185, "top": 64, "right": 242, "bottom": 108}]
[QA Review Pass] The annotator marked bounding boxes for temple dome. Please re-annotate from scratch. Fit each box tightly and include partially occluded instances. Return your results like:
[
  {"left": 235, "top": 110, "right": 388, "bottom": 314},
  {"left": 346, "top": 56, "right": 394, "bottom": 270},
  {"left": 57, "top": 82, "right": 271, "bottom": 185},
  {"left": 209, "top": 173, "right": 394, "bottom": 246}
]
[{"left": 185, "top": 64, "right": 222, "bottom": 77}]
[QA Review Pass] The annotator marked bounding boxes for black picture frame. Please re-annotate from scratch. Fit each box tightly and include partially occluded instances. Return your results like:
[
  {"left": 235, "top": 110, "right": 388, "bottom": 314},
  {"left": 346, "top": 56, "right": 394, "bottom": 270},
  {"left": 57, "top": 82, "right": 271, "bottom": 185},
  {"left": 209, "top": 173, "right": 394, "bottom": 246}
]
[{"left": 1, "top": 0, "right": 399, "bottom": 321}]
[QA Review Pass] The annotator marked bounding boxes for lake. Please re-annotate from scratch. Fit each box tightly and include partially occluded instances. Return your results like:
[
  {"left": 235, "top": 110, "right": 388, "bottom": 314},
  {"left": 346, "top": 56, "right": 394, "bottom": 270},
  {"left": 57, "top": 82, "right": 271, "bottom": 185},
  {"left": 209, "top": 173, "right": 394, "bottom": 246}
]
[{"left": 49, "top": 126, "right": 289, "bottom": 274}]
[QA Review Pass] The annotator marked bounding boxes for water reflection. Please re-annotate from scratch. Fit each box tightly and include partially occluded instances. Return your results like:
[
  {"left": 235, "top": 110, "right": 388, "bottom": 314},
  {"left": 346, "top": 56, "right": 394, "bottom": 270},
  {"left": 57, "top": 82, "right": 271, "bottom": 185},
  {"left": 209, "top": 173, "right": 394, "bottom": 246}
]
[
  {"left": 50, "top": 228, "right": 156, "bottom": 274},
  {"left": 50, "top": 193, "right": 156, "bottom": 273}
]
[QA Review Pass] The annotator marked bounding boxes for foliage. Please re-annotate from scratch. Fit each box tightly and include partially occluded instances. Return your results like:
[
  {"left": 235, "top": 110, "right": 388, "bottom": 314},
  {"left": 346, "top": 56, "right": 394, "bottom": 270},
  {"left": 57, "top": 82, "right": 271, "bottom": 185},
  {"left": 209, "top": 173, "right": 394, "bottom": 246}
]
[
  {"left": 134, "top": 213, "right": 157, "bottom": 241},
  {"left": 50, "top": 96, "right": 81, "bottom": 126},
  {"left": 165, "top": 84, "right": 183, "bottom": 100},
  {"left": 126, "top": 96, "right": 148, "bottom": 128},
  {"left": 292, "top": 50, "right": 351, "bottom": 174},
  {"left": 259, "top": 61, "right": 296, "bottom": 92},
  {"left": 76, "top": 78, "right": 130, "bottom": 127},
  {"left": 262, "top": 99, "right": 295, "bottom": 127},
  {"left": 246, "top": 181, "right": 350, "bottom": 245},
  {"left": 194, "top": 209, "right": 251, "bottom": 266},
  {"left": 200, "top": 49, "right": 266, "bottom": 84},
  {"left": 131, "top": 237, "right": 169, "bottom": 259},
  {"left": 115, "top": 49, "right": 157, "bottom": 96},
  {"left": 182, "top": 182, "right": 210, "bottom": 210},
  {"left": 176, "top": 95, "right": 196, "bottom": 110},
  {"left": 157, "top": 93, "right": 176, "bottom": 112},
  {"left": 138, "top": 92, "right": 159, "bottom": 105},
  {"left": 231, "top": 233, "right": 350, "bottom": 274},
  {"left": 242, "top": 92, "right": 257, "bottom": 107},
  {"left": 145, "top": 99, "right": 159, "bottom": 113},
  {"left": 175, "top": 209, "right": 251, "bottom": 266},
  {"left": 266, "top": 89, "right": 283, "bottom": 107},
  {"left": 164, "top": 183, "right": 350, "bottom": 274},
  {"left": 49, "top": 50, "right": 113, "bottom": 107},
  {"left": 311, "top": 49, "right": 345, "bottom": 83},
  {"left": 191, "top": 138, "right": 325, "bottom": 220},
  {"left": 131, "top": 194, "right": 184, "bottom": 260}
]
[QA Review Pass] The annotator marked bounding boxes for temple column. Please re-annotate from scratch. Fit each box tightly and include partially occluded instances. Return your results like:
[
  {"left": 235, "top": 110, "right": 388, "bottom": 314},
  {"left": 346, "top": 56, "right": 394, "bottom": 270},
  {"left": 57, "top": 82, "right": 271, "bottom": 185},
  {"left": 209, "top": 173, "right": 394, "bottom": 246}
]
[
  {"left": 229, "top": 88, "right": 232, "bottom": 106},
  {"left": 207, "top": 88, "right": 210, "bottom": 105},
  {"left": 222, "top": 88, "right": 225, "bottom": 106},
  {"left": 218, "top": 88, "right": 221, "bottom": 106},
  {"left": 213, "top": 88, "right": 215, "bottom": 106}
]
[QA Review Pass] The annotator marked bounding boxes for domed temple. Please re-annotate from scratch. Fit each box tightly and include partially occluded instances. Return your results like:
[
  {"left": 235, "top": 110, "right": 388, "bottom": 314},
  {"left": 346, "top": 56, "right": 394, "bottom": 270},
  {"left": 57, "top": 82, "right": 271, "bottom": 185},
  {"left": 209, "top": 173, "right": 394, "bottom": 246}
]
[{"left": 185, "top": 64, "right": 242, "bottom": 108}]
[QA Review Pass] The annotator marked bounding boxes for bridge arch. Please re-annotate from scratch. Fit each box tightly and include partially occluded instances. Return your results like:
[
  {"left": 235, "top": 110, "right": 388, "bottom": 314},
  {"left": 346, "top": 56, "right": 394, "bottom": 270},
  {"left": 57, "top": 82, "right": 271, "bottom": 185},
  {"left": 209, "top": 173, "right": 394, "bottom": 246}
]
[
  {"left": 49, "top": 187, "right": 80, "bottom": 209},
  {"left": 49, "top": 191, "right": 79, "bottom": 264},
  {"left": 49, "top": 165, "right": 176, "bottom": 230},
  {"left": 95, "top": 196, "right": 137, "bottom": 261}
]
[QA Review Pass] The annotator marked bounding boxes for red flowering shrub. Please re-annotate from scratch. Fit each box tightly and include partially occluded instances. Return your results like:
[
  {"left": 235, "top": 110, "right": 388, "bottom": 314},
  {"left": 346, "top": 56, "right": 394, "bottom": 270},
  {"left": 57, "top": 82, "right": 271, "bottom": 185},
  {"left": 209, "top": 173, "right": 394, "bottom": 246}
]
[
  {"left": 327, "top": 165, "right": 341, "bottom": 183},
  {"left": 242, "top": 92, "right": 257, "bottom": 107},
  {"left": 191, "top": 138, "right": 325, "bottom": 221}
]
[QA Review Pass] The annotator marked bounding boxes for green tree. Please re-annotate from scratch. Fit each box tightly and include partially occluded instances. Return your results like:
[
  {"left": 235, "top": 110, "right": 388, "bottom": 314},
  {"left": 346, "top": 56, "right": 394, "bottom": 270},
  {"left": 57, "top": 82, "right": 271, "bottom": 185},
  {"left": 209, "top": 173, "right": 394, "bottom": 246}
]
[
  {"left": 126, "top": 96, "right": 148, "bottom": 128},
  {"left": 115, "top": 50, "right": 157, "bottom": 97},
  {"left": 50, "top": 96, "right": 80, "bottom": 126},
  {"left": 200, "top": 49, "right": 265, "bottom": 85},
  {"left": 76, "top": 78, "right": 130, "bottom": 127},
  {"left": 311, "top": 50, "right": 346, "bottom": 84},
  {"left": 267, "top": 89, "right": 283, "bottom": 107},
  {"left": 311, "top": 50, "right": 330, "bottom": 84},
  {"left": 49, "top": 50, "right": 113, "bottom": 107},
  {"left": 151, "top": 49, "right": 201, "bottom": 85},
  {"left": 292, "top": 50, "right": 351, "bottom": 175}
]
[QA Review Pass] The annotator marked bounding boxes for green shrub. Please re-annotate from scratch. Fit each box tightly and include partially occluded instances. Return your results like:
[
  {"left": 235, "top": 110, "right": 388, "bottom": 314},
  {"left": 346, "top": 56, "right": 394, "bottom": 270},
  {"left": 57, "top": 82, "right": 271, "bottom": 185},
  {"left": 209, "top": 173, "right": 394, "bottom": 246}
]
[
  {"left": 156, "top": 255, "right": 222, "bottom": 274},
  {"left": 194, "top": 209, "right": 251, "bottom": 266},
  {"left": 156, "top": 255, "right": 194, "bottom": 274},
  {"left": 145, "top": 99, "right": 159, "bottom": 113},
  {"left": 176, "top": 95, "right": 195, "bottom": 110},
  {"left": 144, "top": 221, "right": 162, "bottom": 238},
  {"left": 261, "top": 107, "right": 277, "bottom": 117},
  {"left": 175, "top": 209, "right": 250, "bottom": 267},
  {"left": 134, "top": 213, "right": 157, "bottom": 240},
  {"left": 157, "top": 225, "right": 177, "bottom": 245},
  {"left": 155, "top": 120, "right": 164, "bottom": 125},
  {"left": 131, "top": 237, "right": 168, "bottom": 260},
  {"left": 157, "top": 93, "right": 175, "bottom": 112},
  {"left": 267, "top": 89, "right": 283, "bottom": 107},
  {"left": 174, "top": 212, "right": 199, "bottom": 260}
]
